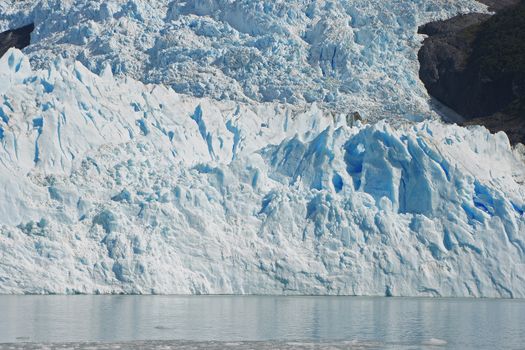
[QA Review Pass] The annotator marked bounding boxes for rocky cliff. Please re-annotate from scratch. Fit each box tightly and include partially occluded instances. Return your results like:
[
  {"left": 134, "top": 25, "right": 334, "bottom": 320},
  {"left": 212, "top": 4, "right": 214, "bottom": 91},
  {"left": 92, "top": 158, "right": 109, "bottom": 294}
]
[
  {"left": 0, "top": 23, "right": 33, "bottom": 58},
  {"left": 418, "top": 0, "right": 525, "bottom": 144}
]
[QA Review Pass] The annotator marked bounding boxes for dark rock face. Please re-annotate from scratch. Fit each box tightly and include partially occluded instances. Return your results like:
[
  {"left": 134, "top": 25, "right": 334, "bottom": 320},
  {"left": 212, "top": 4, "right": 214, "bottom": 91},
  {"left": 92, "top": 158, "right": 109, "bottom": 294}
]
[
  {"left": 477, "top": 0, "right": 521, "bottom": 11},
  {"left": 418, "top": 0, "right": 525, "bottom": 145},
  {"left": 418, "top": 14, "right": 490, "bottom": 117},
  {"left": 0, "top": 23, "right": 34, "bottom": 59}
]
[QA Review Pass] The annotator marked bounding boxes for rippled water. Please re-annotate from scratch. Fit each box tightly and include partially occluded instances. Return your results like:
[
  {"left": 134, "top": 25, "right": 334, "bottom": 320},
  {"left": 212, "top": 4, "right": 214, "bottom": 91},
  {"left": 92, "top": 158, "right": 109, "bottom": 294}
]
[{"left": 0, "top": 296, "right": 524, "bottom": 349}]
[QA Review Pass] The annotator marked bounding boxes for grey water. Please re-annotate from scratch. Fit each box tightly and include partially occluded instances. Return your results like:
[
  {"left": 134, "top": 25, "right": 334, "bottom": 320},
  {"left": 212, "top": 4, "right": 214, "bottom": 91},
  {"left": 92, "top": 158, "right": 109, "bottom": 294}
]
[{"left": 0, "top": 296, "right": 524, "bottom": 350}]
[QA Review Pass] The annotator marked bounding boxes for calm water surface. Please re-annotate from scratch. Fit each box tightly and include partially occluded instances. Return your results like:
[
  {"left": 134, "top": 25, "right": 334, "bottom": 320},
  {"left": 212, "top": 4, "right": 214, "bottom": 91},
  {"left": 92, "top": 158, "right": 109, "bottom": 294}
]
[{"left": 0, "top": 296, "right": 524, "bottom": 349}]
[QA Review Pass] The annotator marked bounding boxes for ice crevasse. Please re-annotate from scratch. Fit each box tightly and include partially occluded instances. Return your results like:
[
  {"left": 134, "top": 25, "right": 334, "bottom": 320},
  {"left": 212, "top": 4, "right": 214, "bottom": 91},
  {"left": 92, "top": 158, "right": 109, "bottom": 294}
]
[{"left": 0, "top": 48, "right": 524, "bottom": 296}]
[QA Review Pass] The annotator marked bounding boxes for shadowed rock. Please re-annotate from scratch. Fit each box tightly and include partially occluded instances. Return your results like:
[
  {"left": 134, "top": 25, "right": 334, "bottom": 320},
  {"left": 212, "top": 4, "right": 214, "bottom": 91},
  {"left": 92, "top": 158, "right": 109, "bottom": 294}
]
[
  {"left": 0, "top": 23, "right": 34, "bottom": 58},
  {"left": 477, "top": 0, "right": 521, "bottom": 11},
  {"left": 418, "top": 0, "right": 525, "bottom": 145}
]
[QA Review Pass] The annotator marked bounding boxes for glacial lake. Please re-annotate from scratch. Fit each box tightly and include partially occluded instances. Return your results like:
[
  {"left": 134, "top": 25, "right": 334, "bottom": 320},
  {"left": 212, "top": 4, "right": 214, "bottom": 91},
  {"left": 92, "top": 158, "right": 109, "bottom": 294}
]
[{"left": 0, "top": 296, "right": 524, "bottom": 349}]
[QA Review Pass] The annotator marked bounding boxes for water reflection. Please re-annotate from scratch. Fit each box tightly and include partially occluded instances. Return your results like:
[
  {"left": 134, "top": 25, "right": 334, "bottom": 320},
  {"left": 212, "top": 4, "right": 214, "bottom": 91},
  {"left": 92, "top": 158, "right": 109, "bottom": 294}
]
[{"left": 0, "top": 296, "right": 524, "bottom": 349}]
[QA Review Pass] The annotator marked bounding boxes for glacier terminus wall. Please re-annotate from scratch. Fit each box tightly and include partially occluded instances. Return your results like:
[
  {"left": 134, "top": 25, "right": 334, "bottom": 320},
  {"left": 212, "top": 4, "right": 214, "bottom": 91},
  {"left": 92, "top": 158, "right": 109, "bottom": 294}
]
[{"left": 0, "top": 0, "right": 524, "bottom": 297}]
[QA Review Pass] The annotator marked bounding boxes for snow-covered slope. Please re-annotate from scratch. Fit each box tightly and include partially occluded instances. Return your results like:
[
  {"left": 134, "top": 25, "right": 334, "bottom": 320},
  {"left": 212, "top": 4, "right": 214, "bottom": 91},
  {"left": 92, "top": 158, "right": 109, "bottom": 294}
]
[{"left": 0, "top": 0, "right": 524, "bottom": 297}]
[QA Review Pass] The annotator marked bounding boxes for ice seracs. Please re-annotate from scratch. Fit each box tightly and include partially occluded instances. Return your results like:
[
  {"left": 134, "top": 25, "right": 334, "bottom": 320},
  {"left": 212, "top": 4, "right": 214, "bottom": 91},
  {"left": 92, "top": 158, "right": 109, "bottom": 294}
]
[
  {"left": 0, "top": 0, "right": 523, "bottom": 297},
  {"left": 0, "top": 0, "right": 486, "bottom": 120},
  {"left": 0, "top": 48, "right": 523, "bottom": 297}
]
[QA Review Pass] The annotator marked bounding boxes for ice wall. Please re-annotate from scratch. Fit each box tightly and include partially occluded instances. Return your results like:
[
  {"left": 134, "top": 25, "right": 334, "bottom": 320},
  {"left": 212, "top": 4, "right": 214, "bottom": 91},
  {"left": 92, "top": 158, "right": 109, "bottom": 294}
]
[{"left": 0, "top": 49, "right": 523, "bottom": 297}]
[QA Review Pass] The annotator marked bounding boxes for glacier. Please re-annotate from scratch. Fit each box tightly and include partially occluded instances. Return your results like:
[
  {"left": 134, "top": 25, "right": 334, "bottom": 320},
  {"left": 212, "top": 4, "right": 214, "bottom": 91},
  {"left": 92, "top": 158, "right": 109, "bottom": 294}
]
[
  {"left": 0, "top": 0, "right": 486, "bottom": 120},
  {"left": 0, "top": 0, "right": 524, "bottom": 297}
]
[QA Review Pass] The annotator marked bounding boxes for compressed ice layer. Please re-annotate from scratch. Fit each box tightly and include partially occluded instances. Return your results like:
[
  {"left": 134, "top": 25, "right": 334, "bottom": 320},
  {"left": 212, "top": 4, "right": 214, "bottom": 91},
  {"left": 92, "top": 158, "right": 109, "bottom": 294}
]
[
  {"left": 0, "top": 49, "right": 524, "bottom": 296},
  {"left": 0, "top": 0, "right": 486, "bottom": 121}
]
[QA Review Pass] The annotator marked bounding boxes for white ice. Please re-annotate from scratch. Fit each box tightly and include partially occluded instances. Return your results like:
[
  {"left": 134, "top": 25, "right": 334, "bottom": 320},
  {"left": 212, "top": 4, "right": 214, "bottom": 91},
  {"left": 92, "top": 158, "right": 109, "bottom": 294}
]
[{"left": 0, "top": 0, "right": 524, "bottom": 297}]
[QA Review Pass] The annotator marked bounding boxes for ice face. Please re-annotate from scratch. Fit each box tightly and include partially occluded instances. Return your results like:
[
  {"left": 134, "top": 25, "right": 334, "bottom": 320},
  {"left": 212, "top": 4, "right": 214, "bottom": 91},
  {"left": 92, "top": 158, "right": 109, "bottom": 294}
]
[
  {"left": 0, "top": 0, "right": 486, "bottom": 121},
  {"left": 0, "top": 0, "right": 523, "bottom": 297},
  {"left": 0, "top": 47, "right": 523, "bottom": 297}
]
